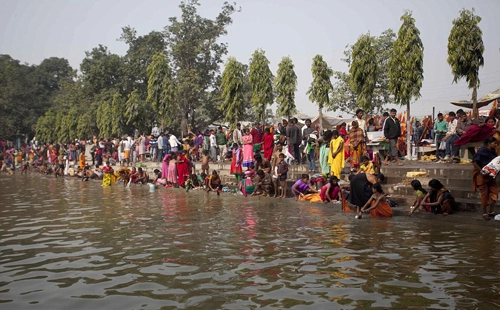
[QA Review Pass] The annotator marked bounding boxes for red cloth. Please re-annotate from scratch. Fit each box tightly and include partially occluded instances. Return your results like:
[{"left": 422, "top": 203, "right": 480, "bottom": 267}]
[
  {"left": 251, "top": 127, "right": 263, "bottom": 144},
  {"left": 454, "top": 124, "right": 494, "bottom": 146},
  {"left": 176, "top": 154, "right": 190, "bottom": 186},
  {"left": 230, "top": 148, "right": 243, "bottom": 174},
  {"left": 262, "top": 133, "right": 274, "bottom": 161}
]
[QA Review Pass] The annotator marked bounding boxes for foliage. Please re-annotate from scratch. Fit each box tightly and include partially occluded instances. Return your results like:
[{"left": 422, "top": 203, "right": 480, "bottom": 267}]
[
  {"left": 307, "top": 55, "right": 333, "bottom": 111},
  {"left": 220, "top": 57, "right": 246, "bottom": 127},
  {"left": 125, "top": 89, "right": 150, "bottom": 134},
  {"left": 97, "top": 91, "right": 124, "bottom": 137},
  {"left": 146, "top": 52, "right": 176, "bottom": 129},
  {"left": 447, "top": 8, "right": 484, "bottom": 111},
  {"left": 389, "top": 11, "right": 424, "bottom": 105},
  {"left": 349, "top": 34, "right": 378, "bottom": 111},
  {"left": 274, "top": 56, "right": 297, "bottom": 119},
  {"left": 165, "top": 0, "right": 237, "bottom": 134},
  {"left": 249, "top": 49, "right": 274, "bottom": 124}
]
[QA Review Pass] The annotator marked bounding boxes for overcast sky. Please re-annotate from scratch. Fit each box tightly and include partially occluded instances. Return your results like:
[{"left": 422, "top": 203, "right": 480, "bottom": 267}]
[{"left": 1, "top": 0, "right": 499, "bottom": 117}]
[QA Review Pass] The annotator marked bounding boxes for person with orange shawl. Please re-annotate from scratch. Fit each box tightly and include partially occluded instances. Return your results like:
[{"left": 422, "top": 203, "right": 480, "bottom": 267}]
[
  {"left": 348, "top": 121, "right": 365, "bottom": 166},
  {"left": 356, "top": 183, "right": 393, "bottom": 218},
  {"left": 328, "top": 130, "right": 344, "bottom": 179},
  {"left": 78, "top": 149, "right": 86, "bottom": 169},
  {"left": 472, "top": 136, "right": 498, "bottom": 220}
]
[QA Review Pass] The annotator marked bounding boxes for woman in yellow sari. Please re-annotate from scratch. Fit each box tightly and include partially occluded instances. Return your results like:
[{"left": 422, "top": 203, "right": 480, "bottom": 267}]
[{"left": 328, "top": 130, "right": 344, "bottom": 179}]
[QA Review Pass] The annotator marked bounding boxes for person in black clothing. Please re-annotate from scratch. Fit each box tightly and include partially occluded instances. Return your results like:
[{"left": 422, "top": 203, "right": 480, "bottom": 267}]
[
  {"left": 287, "top": 118, "right": 302, "bottom": 164},
  {"left": 383, "top": 108, "right": 403, "bottom": 166}
]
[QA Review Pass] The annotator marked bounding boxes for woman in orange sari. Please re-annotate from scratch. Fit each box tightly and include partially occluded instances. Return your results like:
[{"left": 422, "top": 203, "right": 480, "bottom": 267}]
[
  {"left": 357, "top": 183, "right": 392, "bottom": 218},
  {"left": 348, "top": 121, "right": 366, "bottom": 165}
]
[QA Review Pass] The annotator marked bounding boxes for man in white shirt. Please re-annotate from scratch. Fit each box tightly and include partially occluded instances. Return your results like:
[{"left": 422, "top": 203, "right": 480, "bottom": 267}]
[
  {"left": 233, "top": 123, "right": 243, "bottom": 146},
  {"left": 441, "top": 111, "right": 459, "bottom": 163},
  {"left": 209, "top": 129, "right": 217, "bottom": 162},
  {"left": 351, "top": 109, "right": 367, "bottom": 134},
  {"left": 169, "top": 133, "right": 182, "bottom": 153},
  {"left": 157, "top": 132, "right": 164, "bottom": 162},
  {"left": 122, "top": 137, "right": 131, "bottom": 166}
]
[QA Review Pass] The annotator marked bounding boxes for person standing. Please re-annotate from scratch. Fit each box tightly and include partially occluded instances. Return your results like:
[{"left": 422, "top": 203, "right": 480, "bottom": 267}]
[
  {"left": 233, "top": 123, "right": 243, "bottom": 146},
  {"left": 433, "top": 113, "right": 448, "bottom": 161},
  {"left": 169, "top": 133, "right": 182, "bottom": 153},
  {"left": 287, "top": 118, "right": 301, "bottom": 164},
  {"left": 215, "top": 126, "right": 228, "bottom": 162},
  {"left": 242, "top": 128, "right": 254, "bottom": 168},
  {"left": 383, "top": 108, "right": 403, "bottom": 166},
  {"left": 251, "top": 122, "right": 263, "bottom": 153},
  {"left": 348, "top": 121, "right": 366, "bottom": 165},
  {"left": 157, "top": 132, "right": 165, "bottom": 162},
  {"left": 328, "top": 130, "right": 344, "bottom": 179},
  {"left": 351, "top": 109, "right": 367, "bottom": 134},
  {"left": 472, "top": 136, "right": 498, "bottom": 220},
  {"left": 262, "top": 127, "right": 274, "bottom": 161},
  {"left": 209, "top": 129, "right": 217, "bottom": 163},
  {"left": 302, "top": 119, "right": 316, "bottom": 172}
]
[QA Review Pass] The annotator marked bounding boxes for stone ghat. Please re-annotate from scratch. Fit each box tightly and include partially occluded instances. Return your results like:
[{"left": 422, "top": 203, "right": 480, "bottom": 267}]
[{"left": 121, "top": 159, "right": 499, "bottom": 217}]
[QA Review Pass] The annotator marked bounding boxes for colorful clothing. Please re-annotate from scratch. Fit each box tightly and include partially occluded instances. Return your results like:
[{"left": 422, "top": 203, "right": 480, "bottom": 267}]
[
  {"left": 319, "top": 142, "right": 330, "bottom": 175},
  {"left": 230, "top": 148, "right": 243, "bottom": 174},
  {"left": 328, "top": 136, "right": 345, "bottom": 179},
  {"left": 262, "top": 133, "right": 274, "bottom": 161},
  {"left": 162, "top": 154, "right": 169, "bottom": 179},
  {"left": 167, "top": 159, "right": 177, "bottom": 184},
  {"left": 320, "top": 183, "right": 340, "bottom": 201},
  {"left": 176, "top": 154, "right": 190, "bottom": 187},
  {"left": 369, "top": 199, "right": 393, "bottom": 217},
  {"left": 242, "top": 135, "right": 254, "bottom": 168},
  {"left": 348, "top": 127, "right": 365, "bottom": 164}
]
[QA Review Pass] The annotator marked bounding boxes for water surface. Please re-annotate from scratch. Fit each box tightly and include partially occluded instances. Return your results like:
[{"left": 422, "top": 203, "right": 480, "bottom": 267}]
[{"left": 0, "top": 174, "right": 499, "bottom": 309}]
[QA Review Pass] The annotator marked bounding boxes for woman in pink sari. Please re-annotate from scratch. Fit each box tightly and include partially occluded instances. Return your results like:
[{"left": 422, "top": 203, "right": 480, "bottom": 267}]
[
  {"left": 161, "top": 153, "right": 170, "bottom": 179},
  {"left": 167, "top": 153, "right": 177, "bottom": 186},
  {"left": 242, "top": 128, "right": 254, "bottom": 168}
]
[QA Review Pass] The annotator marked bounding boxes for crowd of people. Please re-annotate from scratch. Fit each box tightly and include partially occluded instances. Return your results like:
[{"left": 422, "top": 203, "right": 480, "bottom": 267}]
[{"left": 3, "top": 106, "right": 500, "bottom": 220}]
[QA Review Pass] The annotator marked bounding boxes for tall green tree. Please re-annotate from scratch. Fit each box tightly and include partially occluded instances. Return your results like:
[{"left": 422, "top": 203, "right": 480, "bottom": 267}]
[
  {"left": 249, "top": 49, "right": 274, "bottom": 125},
  {"left": 274, "top": 56, "right": 297, "bottom": 119},
  {"left": 307, "top": 55, "right": 333, "bottom": 129},
  {"left": 165, "top": 0, "right": 237, "bottom": 135},
  {"left": 220, "top": 57, "right": 246, "bottom": 127},
  {"left": 349, "top": 34, "right": 378, "bottom": 111},
  {"left": 389, "top": 11, "right": 424, "bottom": 159},
  {"left": 125, "top": 89, "right": 150, "bottom": 133},
  {"left": 97, "top": 91, "right": 124, "bottom": 137},
  {"left": 146, "top": 52, "right": 175, "bottom": 129},
  {"left": 447, "top": 8, "right": 484, "bottom": 117}
]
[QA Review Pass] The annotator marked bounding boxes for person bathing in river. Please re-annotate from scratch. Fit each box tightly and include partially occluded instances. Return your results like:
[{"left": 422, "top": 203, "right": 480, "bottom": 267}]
[
  {"left": 420, "top": 179, "right": 456, "bottom": 216},
  {"left": 356, "top": 183, "right": 393, "bottom": 218},
  {"left": 273, "top": 153, "right": 288, "bottom": 199},
  {"left": 320, "top": 175, "right": 340, "bottom": 203},
  {"left": 206, "top": 170, "right": 222, "bottom": 196},
  {"left": 250, "top": 169, "right": 274, "bottom": 197},
  {"left": 292, "top": 174, "right": 318, "bottom": 201},
  {"left": 472, "top": 136, "right": 499, "bottom": 220},
  {"left": 408, "top": 180, "right": 430, "bottom": 215}
]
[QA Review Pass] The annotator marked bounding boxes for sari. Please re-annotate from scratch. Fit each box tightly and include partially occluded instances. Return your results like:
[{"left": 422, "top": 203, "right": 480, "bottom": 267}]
[
  {"left": 328, "top": 136, "right": 345, "bottom": 179},
  {"left": 369, "top": 199, "right": 393, "bottom": 217},
  {"left": 242, "top": 135, "right": 254, "bottom": 168},
  {"left": 262, "top": 133, "right": 274, "bottom": 161},
  {"left": 319, "top": 141, "right": 330, "bottom": 175},
  {"left": 176, "top": 154, "right": 190, "bottom": 187},
  {"left": 348, "top": 127, "right": 365, "bottom": 164}
]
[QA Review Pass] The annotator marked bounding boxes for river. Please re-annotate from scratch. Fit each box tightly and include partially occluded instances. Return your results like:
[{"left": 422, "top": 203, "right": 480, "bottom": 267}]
[{"left": 0, "top": 174, "right": 499, "bottom": 309}]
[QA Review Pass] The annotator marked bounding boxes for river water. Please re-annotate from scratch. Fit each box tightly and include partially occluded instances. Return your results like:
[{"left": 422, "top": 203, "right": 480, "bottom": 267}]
[{"left": 0, "top": 174, "right": 499, "bottom": 309}]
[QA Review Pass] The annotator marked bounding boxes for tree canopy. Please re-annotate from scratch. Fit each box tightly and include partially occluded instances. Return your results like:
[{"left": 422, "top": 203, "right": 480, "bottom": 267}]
[
  {"left": 274, "top": 56, "right": 298, "bottom": 119},
  {"left": 447, "top": 8, "right": 484, "bottom": 116},
  {"left": 307, "top": 55, "right": 333, "bottom": 128},
  {"left": 349, "top": 34, "right": 378, "bottom": 111},
  {"left": 249, "top": 49, "right": 274, "bottom": 125}
]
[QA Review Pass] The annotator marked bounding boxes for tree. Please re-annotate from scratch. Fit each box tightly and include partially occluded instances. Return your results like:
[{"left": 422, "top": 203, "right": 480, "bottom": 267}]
[
  {"left": 97, "top": 91, "right": 124, "bottom": 137},
  {"left": 125, "top": 89, "right": 150, "bottom": 133},
  {"left": 165, "top": 0, "right": 237, "bottom": 135},
  {"left": 80, "top": 45, "right": 123, "bottom": 95},
  {"left": 389, "top": 11, "right": 424, "bottom": 159},
  {"left": 146, "top": 52, "right": 175, "bottom": 129},
  {"left": 307, "top": 55, "right": 333, "bottom": 129},
  {"left": 249, "top": 49, "right": 274, "bottom": 125},
  {"left": 274, "top": 56, "right": 297, "bottom": 119},
  {"left": 349, "top": 34, "right": 378, "bottom": 111},
  {"left": 447, "top": 8, "right": 484, "bottom": 117},
  {"left": 220, "top": 57, "right": 246, "bottom": 127}
]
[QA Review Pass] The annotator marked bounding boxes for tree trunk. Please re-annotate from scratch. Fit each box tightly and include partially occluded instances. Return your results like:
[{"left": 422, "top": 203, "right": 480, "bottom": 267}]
[
  {"left": 472, "top": 84, "right": 478, "bottom": 119},
  {"left": 180, "top": 111, "right": 188, "bottom": 139},
  {"left": 318, "top": 107, "right": 323, "bottom": 134},
  {"left": 406, "top": 102, "right": 412, "bottom": 161}
]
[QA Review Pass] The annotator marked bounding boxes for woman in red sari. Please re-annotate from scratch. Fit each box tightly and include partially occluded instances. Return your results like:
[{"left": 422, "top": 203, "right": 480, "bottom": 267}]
[
  {"left": 262, "top": 127, "right": 274, "bottom": 161},
  {"left": 176, "top": 150, "right": 190, "bottom": 187}
]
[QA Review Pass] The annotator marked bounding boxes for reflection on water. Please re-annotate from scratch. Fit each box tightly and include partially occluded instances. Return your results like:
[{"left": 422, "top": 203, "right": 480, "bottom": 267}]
[{"left": 0, "top": 174, "right": 499, "bottom": 309}]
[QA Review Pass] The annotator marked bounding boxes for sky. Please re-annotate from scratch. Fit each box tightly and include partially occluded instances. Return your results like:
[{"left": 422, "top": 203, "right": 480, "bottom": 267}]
[{"left": 1, "top": 0, "right": 500, "bottom": 118}]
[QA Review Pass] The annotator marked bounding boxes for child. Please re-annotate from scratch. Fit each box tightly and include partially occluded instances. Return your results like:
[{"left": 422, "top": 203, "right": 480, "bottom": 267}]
[
  {"left": 359, "top": 155, "right": 375, "bottom": 174},
  {"left": 291, "top": 174, "right": 318, "bottom": 201},
  {"left": 251, "top": 169, "right": 274, "bottom": 197},
  {"left": 320, "top": 175, "right": 340, "bottom": 203},
  {"left": 357, "top": 183, "right": 393, "bottom": 218},
  {"left": 207, "top": 170, "right": 222, "bottom": 196},
  {"left": 408, "top": 180, "right": 429, "bottom": 215},
  {"left": 244, "top": 164, "right": 255, "bottom": 180},
  {"left": 274, "top": 153, "right": 289, "bottom": 198},
  {"left": 201, "top": 149, "right": 211, "bottom": 175}
]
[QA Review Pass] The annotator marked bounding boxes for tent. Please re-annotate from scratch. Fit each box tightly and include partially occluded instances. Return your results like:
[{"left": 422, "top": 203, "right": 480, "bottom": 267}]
[
  {"left": 450, "top": 87, "right": 500, "bottom": 109},
  {"left": 310, "top": 115, "right": 355, "bottom": 129}
]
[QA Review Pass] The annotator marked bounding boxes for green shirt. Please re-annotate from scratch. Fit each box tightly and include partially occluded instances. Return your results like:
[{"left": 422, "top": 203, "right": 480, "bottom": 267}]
[
  {"left": 215, "top": 132, "right": 227, "bottom": 145},
  {"left": 434, "top": 120, "right": 448, "bottom": 136}
]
